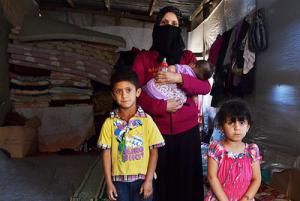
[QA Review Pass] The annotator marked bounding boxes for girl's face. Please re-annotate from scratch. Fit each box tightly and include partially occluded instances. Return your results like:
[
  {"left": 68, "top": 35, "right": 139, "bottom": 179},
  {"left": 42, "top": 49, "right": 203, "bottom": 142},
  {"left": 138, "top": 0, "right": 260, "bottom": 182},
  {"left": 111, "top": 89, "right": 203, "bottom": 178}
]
[
  {"left": 112, "top": 81, "right": 141, "bottom": 110},
  {"left": 221, "top": 116, "right": 250, "bottom": 142},
  {"left": 160, "top": 12, "right": 179, "bottom": 27}
]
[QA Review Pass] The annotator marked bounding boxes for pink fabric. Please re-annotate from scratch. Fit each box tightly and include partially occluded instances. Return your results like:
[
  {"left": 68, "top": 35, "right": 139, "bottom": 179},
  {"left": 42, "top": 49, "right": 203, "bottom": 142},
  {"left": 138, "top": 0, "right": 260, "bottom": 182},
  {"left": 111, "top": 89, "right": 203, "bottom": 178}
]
[
  {"left": 143, "top": 79, "right": 185, "bottom": 101},
  {"left": 133, "top": 50, "right": 211, "bottom": 135},
  {"left": 143, "top": 64, "right": 196, "bottom": 103},
  {"left": 175, "top": 64, "right": 196, "bottom": 76},
  {"left": 205, "top": 142, "right": 261, "bottom": 201}
]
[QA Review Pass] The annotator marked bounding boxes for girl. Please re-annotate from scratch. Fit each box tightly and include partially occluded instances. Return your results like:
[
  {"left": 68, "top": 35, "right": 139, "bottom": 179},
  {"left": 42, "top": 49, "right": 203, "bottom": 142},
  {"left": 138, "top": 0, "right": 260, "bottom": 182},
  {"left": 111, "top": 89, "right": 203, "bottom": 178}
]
[{"left": 205, "top": 99, "right": 261, "bottom": 201}]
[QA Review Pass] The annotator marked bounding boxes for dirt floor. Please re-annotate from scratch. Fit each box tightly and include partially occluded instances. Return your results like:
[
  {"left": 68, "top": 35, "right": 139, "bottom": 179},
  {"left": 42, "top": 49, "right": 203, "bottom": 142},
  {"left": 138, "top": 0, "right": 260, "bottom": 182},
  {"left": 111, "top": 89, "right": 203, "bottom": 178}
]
[{"left": 0, "top": 150, "right": 98, "bottom": 201}]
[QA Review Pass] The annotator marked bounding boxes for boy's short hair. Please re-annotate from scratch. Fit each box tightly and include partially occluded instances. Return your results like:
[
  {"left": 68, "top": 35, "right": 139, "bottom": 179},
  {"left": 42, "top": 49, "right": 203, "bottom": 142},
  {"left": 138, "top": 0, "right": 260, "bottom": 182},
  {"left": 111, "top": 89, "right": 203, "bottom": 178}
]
[
  {"left": 216, "top": 98, "right": 253, "bottom": 127},
  {"left": 110, "top": 69, "right": 140, "bottom": 90},
  {"left": 195, "top": 60, "right": 215, "bottom": 80}
]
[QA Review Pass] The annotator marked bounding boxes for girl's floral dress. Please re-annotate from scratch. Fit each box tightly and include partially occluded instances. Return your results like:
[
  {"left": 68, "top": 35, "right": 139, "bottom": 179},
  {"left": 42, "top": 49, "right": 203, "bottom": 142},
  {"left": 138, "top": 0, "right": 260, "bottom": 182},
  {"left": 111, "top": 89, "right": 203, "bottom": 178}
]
[{"left": 204, "top": 142, "right": 261, "bottom": 201}]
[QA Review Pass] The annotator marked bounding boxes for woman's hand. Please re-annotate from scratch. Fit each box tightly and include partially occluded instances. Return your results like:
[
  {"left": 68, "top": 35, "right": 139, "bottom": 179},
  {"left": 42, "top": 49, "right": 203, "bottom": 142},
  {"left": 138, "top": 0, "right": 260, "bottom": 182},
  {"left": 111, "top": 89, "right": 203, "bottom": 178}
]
[
  {"left": 155, "top": 71, "right": 183, "bottom": 85},
  {"left": 167, "top": 99, "right": 183, "bottom": 112}
]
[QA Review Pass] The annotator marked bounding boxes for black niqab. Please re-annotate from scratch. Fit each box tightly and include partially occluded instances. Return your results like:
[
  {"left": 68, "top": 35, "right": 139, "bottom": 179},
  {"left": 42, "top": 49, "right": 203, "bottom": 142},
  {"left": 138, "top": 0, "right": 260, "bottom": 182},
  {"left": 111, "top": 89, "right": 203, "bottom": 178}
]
[{"left": 151, "top": 6, "right": 185, "bottom": 65}]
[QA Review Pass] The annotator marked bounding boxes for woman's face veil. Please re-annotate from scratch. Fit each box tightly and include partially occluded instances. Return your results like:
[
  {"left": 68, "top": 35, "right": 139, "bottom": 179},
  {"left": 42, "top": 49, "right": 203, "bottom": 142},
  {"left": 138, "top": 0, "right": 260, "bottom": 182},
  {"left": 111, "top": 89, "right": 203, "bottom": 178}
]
[{"left": 151, "top": 6, "right": 185, "bottom": 65}]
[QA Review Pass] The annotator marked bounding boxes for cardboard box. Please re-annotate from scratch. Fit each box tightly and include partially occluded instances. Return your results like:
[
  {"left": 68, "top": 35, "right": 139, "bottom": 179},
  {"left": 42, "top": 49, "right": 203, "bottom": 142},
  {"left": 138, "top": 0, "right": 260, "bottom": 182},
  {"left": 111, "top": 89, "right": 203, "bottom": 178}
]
[
  {"left": 270, "top": 169, "right": 300, "bottom": 201},
  {"left": 0, "top": 126, "right": 37, "bottom": 158}
]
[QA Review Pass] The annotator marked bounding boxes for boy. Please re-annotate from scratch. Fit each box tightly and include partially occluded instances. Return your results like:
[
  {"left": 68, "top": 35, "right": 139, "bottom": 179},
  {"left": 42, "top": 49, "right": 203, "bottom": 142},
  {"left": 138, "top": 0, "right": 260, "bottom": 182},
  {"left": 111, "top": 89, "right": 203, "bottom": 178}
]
[{"left": 98, "top": 69, "right": 165, "bottom": 201}]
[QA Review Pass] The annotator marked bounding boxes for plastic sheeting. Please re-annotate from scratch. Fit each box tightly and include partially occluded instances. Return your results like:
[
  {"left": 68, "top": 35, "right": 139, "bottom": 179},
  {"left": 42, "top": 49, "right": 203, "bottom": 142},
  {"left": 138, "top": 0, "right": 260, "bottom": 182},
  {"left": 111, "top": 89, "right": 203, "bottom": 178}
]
[
  {"left": 188, "top": 0, "right": 256, "bottom": 52},
  {"left": 188, "top": 0, "right": 300, "bottom": 172},
  {"left": 187, "top": 1, "right": 225, "bottom": 53},
  {"left": 224, "top": 0, "right": 256, "bottom": 30},
  {"left": 187, "top": 23, "right": 204, "bottom": 53},
  {"left": 254, "top": 0, "right": 300, "bottom": 170},
  {"left": 204, "top": 1, "right": 226, "bottom": 50}
]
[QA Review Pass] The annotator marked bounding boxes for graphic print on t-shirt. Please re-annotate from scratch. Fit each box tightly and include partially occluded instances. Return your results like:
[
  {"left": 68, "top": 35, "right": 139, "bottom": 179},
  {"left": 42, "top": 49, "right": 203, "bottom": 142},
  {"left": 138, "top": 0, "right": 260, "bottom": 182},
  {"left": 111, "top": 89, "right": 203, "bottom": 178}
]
[{"left": 113, "top": 119, "right": 144, "bottom": 162}]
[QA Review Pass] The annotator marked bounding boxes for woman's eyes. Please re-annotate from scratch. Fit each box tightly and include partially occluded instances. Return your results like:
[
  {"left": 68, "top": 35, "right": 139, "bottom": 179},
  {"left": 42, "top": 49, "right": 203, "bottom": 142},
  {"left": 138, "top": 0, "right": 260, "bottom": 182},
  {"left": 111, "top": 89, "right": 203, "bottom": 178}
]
[
  {"left": 160, "top": 20, "right": 179, "bottom": 27},
  {"left": 172, "top": 22, "right": 179, "bottom": 27}
]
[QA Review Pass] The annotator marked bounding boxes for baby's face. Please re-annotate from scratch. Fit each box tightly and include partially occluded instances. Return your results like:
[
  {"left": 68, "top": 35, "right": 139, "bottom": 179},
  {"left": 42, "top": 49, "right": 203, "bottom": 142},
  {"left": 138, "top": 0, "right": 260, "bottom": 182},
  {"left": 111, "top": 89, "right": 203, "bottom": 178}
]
[{"left": 168, "top": 65, "right": 176, "bottom": 72}]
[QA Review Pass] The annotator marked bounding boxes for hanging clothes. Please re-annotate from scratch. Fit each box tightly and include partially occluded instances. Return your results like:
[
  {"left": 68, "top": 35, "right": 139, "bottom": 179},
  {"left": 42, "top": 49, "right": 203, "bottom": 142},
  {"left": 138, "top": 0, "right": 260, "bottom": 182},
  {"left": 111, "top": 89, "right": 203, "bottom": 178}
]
[
  {"left": 208, "top": 34, "right": 223, "bottom": 65},
  {"left": 210, "top": 18, "right": 256, "bottom": 107},
  {"left": 210, "top": 29, "right": 232, "bottom": 107}
]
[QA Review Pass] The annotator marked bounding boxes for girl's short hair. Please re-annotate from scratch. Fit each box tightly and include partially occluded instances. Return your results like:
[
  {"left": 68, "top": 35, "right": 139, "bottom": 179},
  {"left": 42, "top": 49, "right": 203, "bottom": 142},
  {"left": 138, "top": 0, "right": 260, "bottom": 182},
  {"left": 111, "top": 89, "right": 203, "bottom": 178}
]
[
  {"left": 216, "top": 99, "right": 253, "bottom": 127},
  {"left": 110, "top": 69, "right": 140, "bottom": 90}
]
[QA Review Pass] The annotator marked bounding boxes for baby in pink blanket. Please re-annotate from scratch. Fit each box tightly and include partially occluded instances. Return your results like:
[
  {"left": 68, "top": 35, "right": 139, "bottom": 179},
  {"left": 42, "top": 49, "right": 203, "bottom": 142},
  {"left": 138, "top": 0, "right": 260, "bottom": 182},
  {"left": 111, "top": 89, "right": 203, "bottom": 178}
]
[{"left": 143, "top": 60, "right": 214, "bottom": 105}]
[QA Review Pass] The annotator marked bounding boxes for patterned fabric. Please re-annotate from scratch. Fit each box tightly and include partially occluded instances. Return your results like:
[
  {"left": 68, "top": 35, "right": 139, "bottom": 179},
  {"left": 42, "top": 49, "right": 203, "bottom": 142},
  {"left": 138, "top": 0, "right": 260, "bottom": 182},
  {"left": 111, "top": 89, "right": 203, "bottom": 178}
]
[
  {"left": 143, "top": 64, "right": 196, "bottom": 105},
  {"left": 113, "top": 174, "right": 145, "bottom": 182},
  {"left": 144, "top": 80, "right": 187, "bottom": 103},
  {"left": 98, "top": 106, "right": 165, "bottom": 182},
  {"left": 205, "top": 142, "right": 261, "bottom": 201},
  {"left": 109, "top": 106, "right": 147, "bottom": 119}
]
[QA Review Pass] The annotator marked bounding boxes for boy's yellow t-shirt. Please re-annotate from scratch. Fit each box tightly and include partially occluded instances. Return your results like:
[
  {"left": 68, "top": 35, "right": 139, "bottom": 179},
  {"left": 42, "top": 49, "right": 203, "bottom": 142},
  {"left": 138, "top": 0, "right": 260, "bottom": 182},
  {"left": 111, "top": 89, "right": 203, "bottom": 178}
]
[{"left": 98, "top": 107, "right": 164, "bottom": 178}]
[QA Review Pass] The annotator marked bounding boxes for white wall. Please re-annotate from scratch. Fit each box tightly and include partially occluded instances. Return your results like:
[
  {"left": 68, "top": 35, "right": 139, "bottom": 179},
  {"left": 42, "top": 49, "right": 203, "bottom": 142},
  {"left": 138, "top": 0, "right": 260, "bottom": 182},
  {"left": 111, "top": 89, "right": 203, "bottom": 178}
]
[
  {"left": 43, "top": 11, "right": 154, "bottom": 51},
  {"left": 43, "top": 11, "right": 190, "bottom": 52}
]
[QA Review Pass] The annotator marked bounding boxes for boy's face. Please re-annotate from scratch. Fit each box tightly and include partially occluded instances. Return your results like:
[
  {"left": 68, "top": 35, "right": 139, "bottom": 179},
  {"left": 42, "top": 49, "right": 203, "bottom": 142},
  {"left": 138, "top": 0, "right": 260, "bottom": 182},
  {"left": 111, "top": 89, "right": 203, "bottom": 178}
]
[{"left": 112, "top": 81, "right": 141, "bottom": 110}]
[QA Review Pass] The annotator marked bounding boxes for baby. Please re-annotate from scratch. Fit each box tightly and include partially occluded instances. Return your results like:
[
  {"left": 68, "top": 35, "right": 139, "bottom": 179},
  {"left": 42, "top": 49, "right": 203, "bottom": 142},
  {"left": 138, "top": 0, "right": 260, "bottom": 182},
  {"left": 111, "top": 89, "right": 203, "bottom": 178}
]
[{"left": 144, "top": 60, "right": 214, "bottom": 105}]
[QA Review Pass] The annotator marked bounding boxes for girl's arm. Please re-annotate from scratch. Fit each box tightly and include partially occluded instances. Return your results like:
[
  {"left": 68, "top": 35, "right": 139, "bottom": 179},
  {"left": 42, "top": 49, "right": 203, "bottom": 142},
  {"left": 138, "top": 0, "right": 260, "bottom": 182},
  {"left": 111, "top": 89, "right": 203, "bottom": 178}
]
[
  {"left": 102, "top": 150, "right": 118, "bottom": 201},
  {"left": 140, "top": 148, "right": 158, "bottom": 199},
  {"left": 207, "top": 157, "right": 229, "bottom": 201},
  {"left": 239, "top": 161, "right": 261, "bottom": 201}
]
